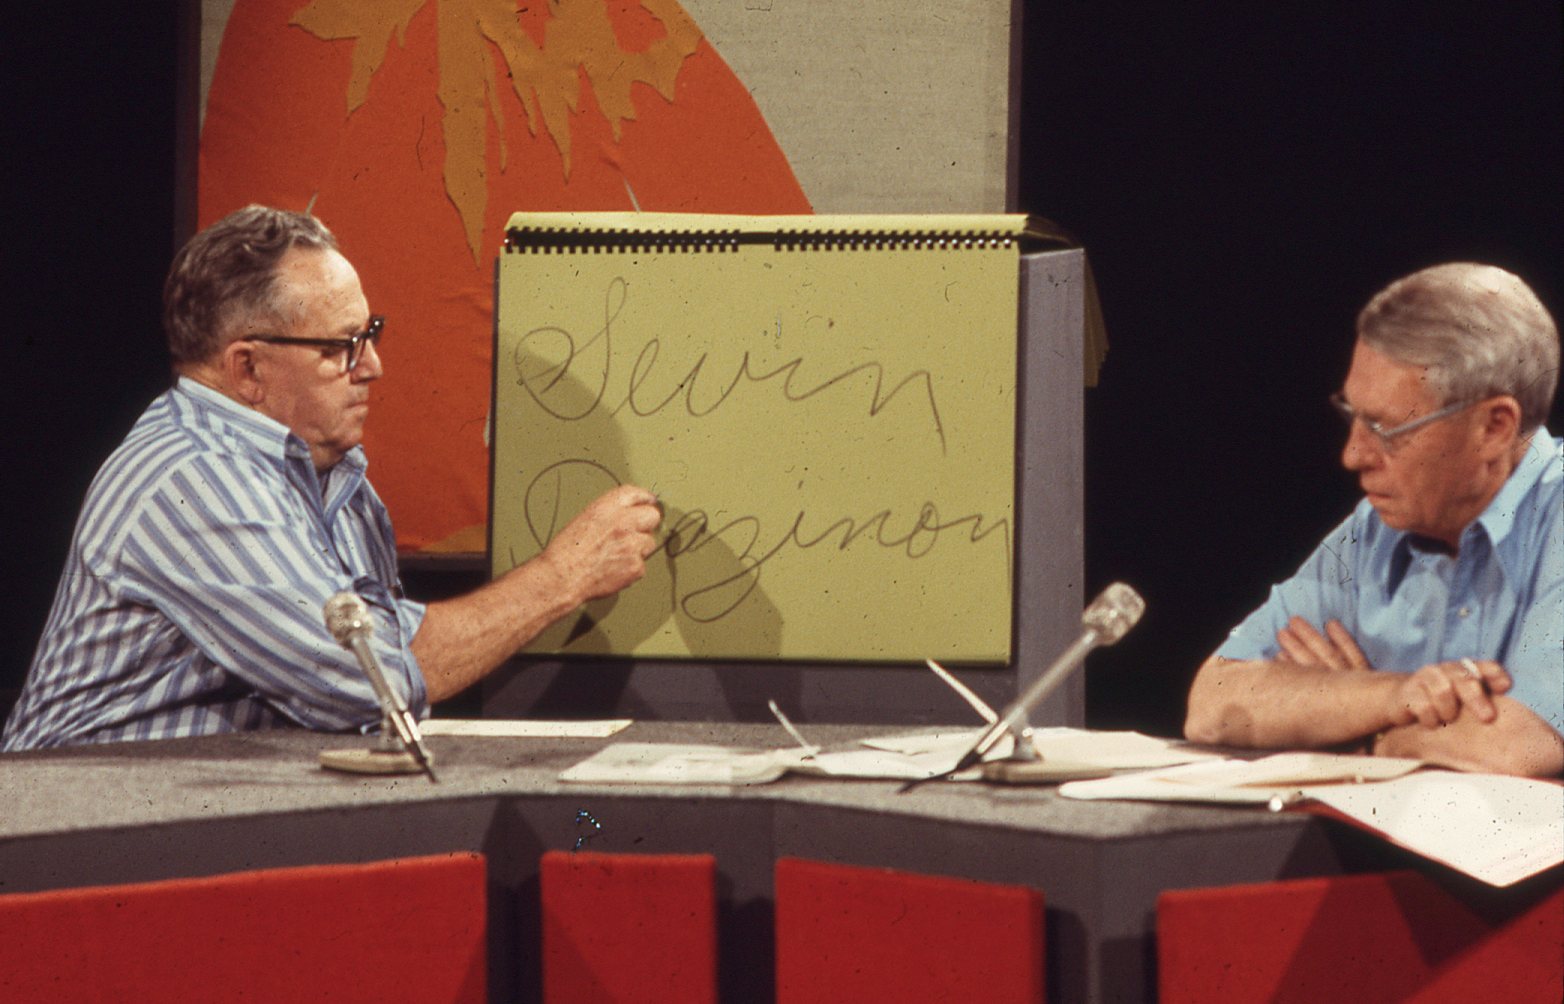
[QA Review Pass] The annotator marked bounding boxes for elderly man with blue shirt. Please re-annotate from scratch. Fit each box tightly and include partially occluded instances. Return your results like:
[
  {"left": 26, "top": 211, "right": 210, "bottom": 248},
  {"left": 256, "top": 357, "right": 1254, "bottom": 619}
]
[
  {"left": 2, "top": 206, "right": 661, "bottom": 750},
  {"left": 1185, "top": 262, "right": 1562, "bottom": 778}
]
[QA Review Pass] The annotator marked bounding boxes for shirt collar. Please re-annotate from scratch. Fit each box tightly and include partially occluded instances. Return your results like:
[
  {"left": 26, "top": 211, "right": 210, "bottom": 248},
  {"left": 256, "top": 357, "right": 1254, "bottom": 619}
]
[
  {"left": 1387, "top": 534, "right": 1436, "bottom": 591},
  {"left": 1473, "top": 427, "right": 1556, "bottom": 548},
  {"left": 172, "top": 377, "right": 368, "bottom": 481}
]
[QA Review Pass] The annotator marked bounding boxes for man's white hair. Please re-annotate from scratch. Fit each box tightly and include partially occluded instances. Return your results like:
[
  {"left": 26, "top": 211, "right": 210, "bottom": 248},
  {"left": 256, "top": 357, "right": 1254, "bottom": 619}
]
[{"left": 1357, "top": 262, "right": 1558, "bottom": 432}]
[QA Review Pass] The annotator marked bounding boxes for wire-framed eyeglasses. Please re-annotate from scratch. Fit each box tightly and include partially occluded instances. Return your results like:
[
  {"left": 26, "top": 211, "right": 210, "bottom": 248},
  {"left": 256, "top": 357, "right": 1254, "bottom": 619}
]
[
  {"left": 241, "top": 315, "right": 384, "bottom": 373},
  {"left": 1329, "top": 391, "right": 1475, "bottom": 453}
]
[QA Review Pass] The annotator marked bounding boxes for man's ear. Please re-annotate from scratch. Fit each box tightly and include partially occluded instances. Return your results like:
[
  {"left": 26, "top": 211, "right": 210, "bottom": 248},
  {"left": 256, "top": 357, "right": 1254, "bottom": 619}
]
[
  {"left": 1476, "top": 394, "right": 1522, "bottom": 458},
  {"left": 223, "top": 341, "right": 266, "bottom": 406}
]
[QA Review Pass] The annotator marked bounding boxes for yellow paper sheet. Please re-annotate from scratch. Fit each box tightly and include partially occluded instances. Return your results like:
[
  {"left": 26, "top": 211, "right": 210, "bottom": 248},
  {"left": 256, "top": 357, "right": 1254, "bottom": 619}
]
[{"left": 492, "top": 213, "right": 1021, "bottom": 662}]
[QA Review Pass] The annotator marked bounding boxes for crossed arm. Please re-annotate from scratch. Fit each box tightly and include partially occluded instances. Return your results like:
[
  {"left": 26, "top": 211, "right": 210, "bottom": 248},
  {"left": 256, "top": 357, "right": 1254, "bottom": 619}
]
[{"left": 1184, "top": 617, "right": 1564, "bottom": 777}]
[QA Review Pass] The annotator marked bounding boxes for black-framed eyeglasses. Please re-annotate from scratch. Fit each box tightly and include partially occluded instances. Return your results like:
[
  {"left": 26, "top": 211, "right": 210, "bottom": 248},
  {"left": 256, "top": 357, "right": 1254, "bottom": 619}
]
[
  {"left": 240, "top": 315, "right": 384, "bottom": 373},
  {"left": 1329, "top": 391, "right": 1475, "bottom": 453}
]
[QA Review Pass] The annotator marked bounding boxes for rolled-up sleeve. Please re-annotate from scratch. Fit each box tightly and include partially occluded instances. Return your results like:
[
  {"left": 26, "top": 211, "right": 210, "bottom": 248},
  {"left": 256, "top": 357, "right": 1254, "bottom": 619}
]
[
  {"left": 1216, "top": 512, "right": 1364, "bottom": 662},
  {"left": 1503, "top": 520, "right": 1563, "bottom": 733}
]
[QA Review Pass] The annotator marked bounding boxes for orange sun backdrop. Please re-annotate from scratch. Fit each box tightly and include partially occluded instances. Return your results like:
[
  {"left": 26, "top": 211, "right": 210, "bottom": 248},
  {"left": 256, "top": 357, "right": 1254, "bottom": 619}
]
[{"left": 200, "top": 0, "right": 812, "bottom": 552}]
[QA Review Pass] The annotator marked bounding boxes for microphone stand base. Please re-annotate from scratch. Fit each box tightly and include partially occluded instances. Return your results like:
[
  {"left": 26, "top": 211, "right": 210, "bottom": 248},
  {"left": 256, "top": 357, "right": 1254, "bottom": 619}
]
[{"left": 319, "top": 747, "right": 427, "bottom": 775}]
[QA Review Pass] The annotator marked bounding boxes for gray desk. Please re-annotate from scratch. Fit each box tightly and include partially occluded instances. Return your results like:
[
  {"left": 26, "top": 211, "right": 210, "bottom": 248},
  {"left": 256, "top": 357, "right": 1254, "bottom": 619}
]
[{"left": 0, "top": 723, "right": 1506, "bottom": 1002}]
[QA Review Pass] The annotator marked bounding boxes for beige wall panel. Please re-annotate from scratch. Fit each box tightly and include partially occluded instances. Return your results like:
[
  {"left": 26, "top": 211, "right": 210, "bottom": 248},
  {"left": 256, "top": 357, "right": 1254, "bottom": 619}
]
[{"left": 680, "top": 0, "right": 1015, "bottom": 212}]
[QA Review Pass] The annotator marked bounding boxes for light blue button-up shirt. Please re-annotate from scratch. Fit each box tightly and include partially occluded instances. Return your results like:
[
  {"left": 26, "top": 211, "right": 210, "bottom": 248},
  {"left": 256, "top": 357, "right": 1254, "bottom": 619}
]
[{"left": 1218, "top": 430, "right": 1563, "bottom": 733}]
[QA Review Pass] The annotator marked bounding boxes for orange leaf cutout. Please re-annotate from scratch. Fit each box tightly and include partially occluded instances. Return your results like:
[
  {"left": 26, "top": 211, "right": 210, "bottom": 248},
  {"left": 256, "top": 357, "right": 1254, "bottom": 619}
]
[
  {"left": 292, "top": 0, "right": 703, "bottom": 261},
  {"left": 290, "top": 0, "right": 425, "bottom": 114}
]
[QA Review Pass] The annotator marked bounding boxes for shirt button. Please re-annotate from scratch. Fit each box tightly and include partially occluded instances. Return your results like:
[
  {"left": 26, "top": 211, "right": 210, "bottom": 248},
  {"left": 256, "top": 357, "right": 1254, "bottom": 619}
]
[{"left": 1457, "top": 607, "right": 1471, "bottom": 618}]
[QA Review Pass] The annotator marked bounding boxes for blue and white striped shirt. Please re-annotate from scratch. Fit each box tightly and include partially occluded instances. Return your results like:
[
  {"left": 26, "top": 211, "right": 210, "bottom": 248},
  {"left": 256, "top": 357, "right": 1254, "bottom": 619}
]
[{"left": 2, "top": 378, "right": 429, "bottom": 750}]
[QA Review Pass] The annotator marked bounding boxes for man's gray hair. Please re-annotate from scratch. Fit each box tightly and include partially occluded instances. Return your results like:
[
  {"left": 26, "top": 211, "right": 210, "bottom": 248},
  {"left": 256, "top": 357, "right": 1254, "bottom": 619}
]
[
  {"left": 1357, "top": 262, "right": 1559, "bottom": 432},
  {"left": 162, "top": 205, "right": 339, "bottom": 365}
]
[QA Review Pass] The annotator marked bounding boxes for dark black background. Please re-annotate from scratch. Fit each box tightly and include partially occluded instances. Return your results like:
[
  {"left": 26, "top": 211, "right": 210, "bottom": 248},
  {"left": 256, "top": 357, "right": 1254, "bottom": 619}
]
[{"left": 3, "top": 4, "right": 1560, "bottom": 737}]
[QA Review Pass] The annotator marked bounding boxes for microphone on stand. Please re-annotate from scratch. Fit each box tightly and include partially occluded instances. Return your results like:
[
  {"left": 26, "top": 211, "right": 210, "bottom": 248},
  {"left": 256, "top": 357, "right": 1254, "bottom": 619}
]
[
  {"left": 900, "top": 582, "right": 1145, "bottom": 792},
  {"left": 317, "top": 592, "right": 437, "bottom": 782}
]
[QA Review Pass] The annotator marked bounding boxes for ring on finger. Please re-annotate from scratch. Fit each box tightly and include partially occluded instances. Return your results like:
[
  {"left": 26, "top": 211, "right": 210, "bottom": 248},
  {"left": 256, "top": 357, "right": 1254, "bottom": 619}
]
[{"left": 1459, "top": 657, "right": 1482, "bottom": 680}]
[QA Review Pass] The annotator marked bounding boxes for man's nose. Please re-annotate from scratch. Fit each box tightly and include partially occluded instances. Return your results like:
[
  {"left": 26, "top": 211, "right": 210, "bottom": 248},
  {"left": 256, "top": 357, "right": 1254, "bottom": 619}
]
[
  {"left": 352, "top": 339, "right": 384, "bottom": 381},
  {"left": 1341, "top": 418, "right": 1378, "bottom": 471}
]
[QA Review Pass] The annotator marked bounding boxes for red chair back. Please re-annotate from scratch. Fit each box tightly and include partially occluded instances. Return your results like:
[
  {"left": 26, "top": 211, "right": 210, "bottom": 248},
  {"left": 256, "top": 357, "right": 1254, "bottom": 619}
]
[
  {"left": 775, "top": 856, "right": 1046, "bottom": 1003},
  {"left": 540, "top": 849, "right": 718, "bottom": 1004},
  {"left": 0, "top": 853, "right": 487, "bottom": 1003},
  {"left": 1159, "top": 871, "right": 1564, "bottom": 1003}
]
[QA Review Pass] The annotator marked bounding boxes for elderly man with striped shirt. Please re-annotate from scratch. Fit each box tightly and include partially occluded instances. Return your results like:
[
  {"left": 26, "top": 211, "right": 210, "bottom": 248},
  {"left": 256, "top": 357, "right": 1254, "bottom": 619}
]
[{"left": 2, "top": 206, "right": 661, "bottom": 750}]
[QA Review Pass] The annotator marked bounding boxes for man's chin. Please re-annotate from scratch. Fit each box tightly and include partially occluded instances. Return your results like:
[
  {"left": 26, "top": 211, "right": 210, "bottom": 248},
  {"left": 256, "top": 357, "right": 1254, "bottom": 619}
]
[
  {"left": 1365, "top": 496, "right": 1404, "bottom": 527},
  {"left": 327, "top": 428, "right": 366, "bottom": 462}
]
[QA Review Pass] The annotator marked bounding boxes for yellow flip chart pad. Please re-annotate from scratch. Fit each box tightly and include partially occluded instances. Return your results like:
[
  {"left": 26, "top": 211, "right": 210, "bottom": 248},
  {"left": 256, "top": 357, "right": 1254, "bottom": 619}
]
[{"left": 492, "top": 213, "right": 1028, "bottom": 663}]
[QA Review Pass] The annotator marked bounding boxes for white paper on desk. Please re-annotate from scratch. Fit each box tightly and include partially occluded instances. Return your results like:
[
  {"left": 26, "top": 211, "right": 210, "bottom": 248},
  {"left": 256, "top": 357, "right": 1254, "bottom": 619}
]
[
  {"left": 788, "top": 747, "right": 977, "bottom": 781},
  {"left": 1306, "top": 771, "right": 1564, "bottom": 888},
  {"left": 1058, "top": 753, "right": 1424, "bottom": 805},
  {"left": 1030, "top": 728, "right": 1223, "bottom": 769},
  {"left": 419, "top": 718, "right": 632, "bottom": 738},
  {"left": 559, "top": 743, "right": 788, "bottom": 785},
  {"left": 561, "top": 742, "right": 979, "bottom": 784},
  {"left": 864, "top": 727, "right": 1218, "bottom": 771},
  {"left": 862, "top": 727, "right": 993, "bottom": 757}
]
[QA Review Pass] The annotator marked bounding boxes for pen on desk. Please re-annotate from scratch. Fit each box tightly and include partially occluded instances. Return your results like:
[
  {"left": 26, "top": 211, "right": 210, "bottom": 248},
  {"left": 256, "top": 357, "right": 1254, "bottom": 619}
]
[
  {"left": 768, "top": 700, "right": 820, "bottom": 758},
  {"left": 924, "top": 659, "right": 1000, "bottom": 724}
]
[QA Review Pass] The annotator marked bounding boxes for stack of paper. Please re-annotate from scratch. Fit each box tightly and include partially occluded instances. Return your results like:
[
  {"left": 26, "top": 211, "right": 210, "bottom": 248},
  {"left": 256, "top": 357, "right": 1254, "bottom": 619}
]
[
  {"left": 1059, "top": 754, "right": 1564, "bottom": 887},
  {"left": 558, "top": 728, "right": 1219, "bottom": 786},
  {"left": 558, "top": 741, "right": 957, "bottom": 784},
  {"left": 1306, "top": 771, "right": 1564, "bottom": 887},
  {"left": 1058, "top": 752, "right": 1423, "bottom": 806},
  {"left": 559, "top": 743, "right": 793, "bottom": 785}
]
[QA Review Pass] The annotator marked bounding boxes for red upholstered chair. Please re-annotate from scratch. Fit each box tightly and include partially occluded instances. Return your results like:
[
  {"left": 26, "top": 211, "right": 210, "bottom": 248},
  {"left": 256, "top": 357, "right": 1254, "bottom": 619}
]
[
  {"left": 774, "top": 857, "right": 1046, "bottom": 1003},
  {"left": 0, "top": 852, "right": 487, "bottom": 1003},
  {"left": 1158, "top": 870, "right": 1564, "bottom": 1003},
  {"left": 540, "top": 849, "right": 718, "bottom": 1004}
]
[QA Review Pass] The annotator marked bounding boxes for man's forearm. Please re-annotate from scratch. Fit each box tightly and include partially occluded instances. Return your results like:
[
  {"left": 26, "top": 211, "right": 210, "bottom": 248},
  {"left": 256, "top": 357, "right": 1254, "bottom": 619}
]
[
  {"left": 410, "top": 557, "right": 583, "bottom": 703},
  {"left": 1185, "top": 656, "right": 1401, "bottom": 749},
  {"left": 405, "top": 483, "right": 661, "bottom": 704},
  {"left": 1374, "top": 698, "right": 1564, "bottom": 777}
]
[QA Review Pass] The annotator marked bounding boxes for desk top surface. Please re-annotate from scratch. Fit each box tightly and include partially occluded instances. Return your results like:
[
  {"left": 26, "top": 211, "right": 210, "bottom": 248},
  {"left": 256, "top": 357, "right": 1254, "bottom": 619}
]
[{"left": 1, "top": 721, "right": 1298, "bottom": 843}]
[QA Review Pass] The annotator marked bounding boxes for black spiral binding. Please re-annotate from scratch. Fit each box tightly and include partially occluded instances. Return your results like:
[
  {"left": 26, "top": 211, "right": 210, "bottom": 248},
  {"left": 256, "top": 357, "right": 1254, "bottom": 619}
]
[{"left": 502, "top": 227, "right": 1027, "bottom": 254}]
